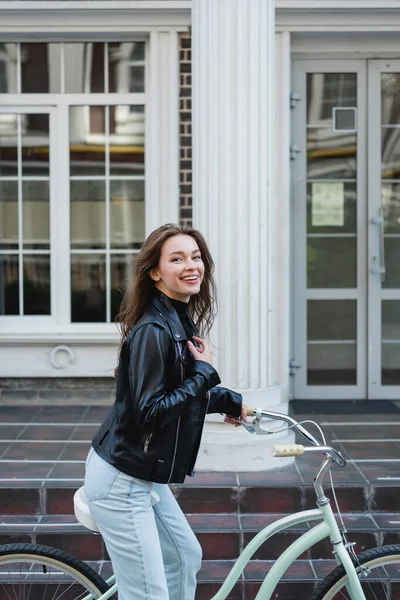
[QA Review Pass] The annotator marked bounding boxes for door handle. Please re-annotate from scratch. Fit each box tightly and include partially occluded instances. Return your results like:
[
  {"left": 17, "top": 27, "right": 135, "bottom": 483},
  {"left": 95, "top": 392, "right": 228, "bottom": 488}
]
[{"left": 370, "top": 208, "right": 386, "bottom": 283}]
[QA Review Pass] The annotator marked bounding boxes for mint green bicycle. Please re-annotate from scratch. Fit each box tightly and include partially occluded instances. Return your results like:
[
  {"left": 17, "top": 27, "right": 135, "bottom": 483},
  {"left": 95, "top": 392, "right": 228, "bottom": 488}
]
[{"left": 0, "top": 407, "right": 399, "bottom": 599}]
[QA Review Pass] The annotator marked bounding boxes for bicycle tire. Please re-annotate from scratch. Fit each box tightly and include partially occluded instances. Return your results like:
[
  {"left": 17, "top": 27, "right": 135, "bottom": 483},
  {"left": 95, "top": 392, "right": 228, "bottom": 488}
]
[
  {"left": 0, "top": 542, "right": 111, "bottom": 600},
  {"left": 311, "top": 543, "right": 400, "bottom": 599}
]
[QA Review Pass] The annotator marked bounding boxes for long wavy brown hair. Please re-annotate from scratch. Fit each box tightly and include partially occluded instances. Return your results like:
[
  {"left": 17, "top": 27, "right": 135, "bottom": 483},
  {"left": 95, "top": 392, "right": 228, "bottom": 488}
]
[{"left": 116, "top": 223, "right": 217, "bottom": 346}]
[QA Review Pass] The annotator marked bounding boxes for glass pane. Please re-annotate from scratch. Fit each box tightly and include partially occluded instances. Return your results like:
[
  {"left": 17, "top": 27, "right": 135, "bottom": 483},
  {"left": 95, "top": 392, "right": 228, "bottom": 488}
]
[
  {"left": 21, "top": 44, "right": 50, "bottom": 94},
  {"left": 382, "top": 301, "right": 400, "bottom": 341},
  {"left": 0, "top": 115, "right": 18, "bottom": 176},
  {"left": 110, "top": 181, "right": 145, "bottom": 248},
  {"left": 307, "top": 128, "right": 356, "bottom": 179},
  {"left": 308, "top": 300, "right": 356, "bottom": 341},
  {"left": 307, "top": 73, "right": 357, "bottom": 126},
  {"left": 382, "top": 343, "right": 400, "bottom": 385},
  {"left": 70, "top": 106, "right": 106, "bottom": 176},
  {"left": 0, "top": 44, "right": 18, "bottom": 93},
  {"left": 22, "top": 113, "right": 49, "bottom": 176},
  {"left": 381, "top": 73, "right": 400, "bottom": 125},
  {"left": 71, "top": 255, "right": 106, "bottom": 322},
  {"left": 0, "top": 181, "right": 18, "bottom": 249},
  {"left": 307, "top": 182, "right": 356, "bottom": 234},
  {"left": 382, "top": 127, "right": 400, "bottom": 180},
  {"left": 108, "top": 42, "right": 145, "bottom": 94},
  {"left": 111, "top": 254, "right": 136, "bottom": 321},
  {"left": 70, "top": 180, "right": 106, "bottom": 249},
  {"left": 307, "top": 342, "right": 356, "bottom": 385},
  {"left": 22, "top": 180, "right": 49, "bottom": 249},
  {"left": 23, "top": 255, "right": 50, "bottom": 315},
  {"left": 0, "top": 255, "right": 19, "bottom": 315},
  {"left": 64, "top": 43, "right": 104, "bottom": 93},
  {"left": 129, "top": 66, "right": 145, "bottom": 93},
  {"left": 307, "top": 237, "right": 357, "bottom": 288},
  {"left": 382, "top": 238, "right": 400, "bottom": 289},
  {"left": 109, "top": 105, "right": 145, "bottom": 175},
  {"left": 382, "top": 183, "right": 400, "bottom": 233}
]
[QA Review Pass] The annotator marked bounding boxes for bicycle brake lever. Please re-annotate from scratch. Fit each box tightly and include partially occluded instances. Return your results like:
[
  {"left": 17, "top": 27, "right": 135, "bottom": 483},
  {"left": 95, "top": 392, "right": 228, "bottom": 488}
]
[{"left": 235, "top": 419, "right": 256, "bottom": 433}]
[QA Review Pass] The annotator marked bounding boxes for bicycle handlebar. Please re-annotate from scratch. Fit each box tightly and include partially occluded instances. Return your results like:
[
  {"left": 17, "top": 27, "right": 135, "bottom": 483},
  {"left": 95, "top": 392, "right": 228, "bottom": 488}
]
[{"left": 243, "top": 407, "right": 346, "bottom": 468}]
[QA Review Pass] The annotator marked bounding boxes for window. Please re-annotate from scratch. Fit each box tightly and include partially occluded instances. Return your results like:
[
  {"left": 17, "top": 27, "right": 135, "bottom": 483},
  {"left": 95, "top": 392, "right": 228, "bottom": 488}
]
[{"left": 0, "top": 42, "right": 146, "bottom": 324}]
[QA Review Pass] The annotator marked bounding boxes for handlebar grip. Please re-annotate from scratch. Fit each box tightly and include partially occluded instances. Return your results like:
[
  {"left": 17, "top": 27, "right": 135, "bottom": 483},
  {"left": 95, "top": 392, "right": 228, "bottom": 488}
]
[
  {"left": 246, "top": 407, "right": 255, "bottom": 416},
  {"left": 270, "top": 444, "right": 305, "bottom": 457}
]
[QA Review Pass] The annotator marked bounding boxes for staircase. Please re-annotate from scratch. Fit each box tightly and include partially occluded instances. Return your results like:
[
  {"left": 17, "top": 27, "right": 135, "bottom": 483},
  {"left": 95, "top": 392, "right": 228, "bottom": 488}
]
[
  {"left": 0, "top": 477, "right": 400, "bottom": 598},
  {"left": 0, "top": 399, "right": 399, "bottom": 598}
]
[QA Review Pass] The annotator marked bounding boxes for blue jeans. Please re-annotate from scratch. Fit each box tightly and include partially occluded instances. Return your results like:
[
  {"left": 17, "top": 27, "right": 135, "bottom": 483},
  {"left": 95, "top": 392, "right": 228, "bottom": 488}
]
[{"left": 84, "top": 448, "right": 202, "bottom": 600}]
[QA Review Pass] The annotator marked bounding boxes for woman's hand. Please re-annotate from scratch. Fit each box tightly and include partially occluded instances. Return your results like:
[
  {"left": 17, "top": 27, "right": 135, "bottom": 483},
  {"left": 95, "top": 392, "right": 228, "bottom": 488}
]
[
  {"left": 187, "top": 336, "right": 213, "bottom": 365},
  {"left": 224, "top": 403, "right": 248, "bottom": 427}
]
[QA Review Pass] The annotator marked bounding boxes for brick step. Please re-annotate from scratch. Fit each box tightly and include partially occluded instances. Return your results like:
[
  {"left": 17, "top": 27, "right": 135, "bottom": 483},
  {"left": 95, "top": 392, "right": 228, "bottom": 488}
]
[
  {"left": 2, "top": 482, "right": 400, "bottom": 515},
  {"left": 88, "top": 557, "right": 400, "bottom": 599},
  {"left": 0, "top": 513, "right": 399, "bottom": 561}
]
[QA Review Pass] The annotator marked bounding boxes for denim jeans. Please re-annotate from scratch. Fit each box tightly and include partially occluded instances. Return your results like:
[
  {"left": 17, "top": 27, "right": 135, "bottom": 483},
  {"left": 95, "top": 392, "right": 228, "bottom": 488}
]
[{"left": 84, "top": 448, "right": 202, "bottom": 600}]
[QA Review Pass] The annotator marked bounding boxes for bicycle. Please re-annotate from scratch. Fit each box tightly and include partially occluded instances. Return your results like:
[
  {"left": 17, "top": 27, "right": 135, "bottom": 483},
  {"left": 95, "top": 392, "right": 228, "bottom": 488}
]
[{"left": 0, "top": 407, "right": 399, "bottom": 599}]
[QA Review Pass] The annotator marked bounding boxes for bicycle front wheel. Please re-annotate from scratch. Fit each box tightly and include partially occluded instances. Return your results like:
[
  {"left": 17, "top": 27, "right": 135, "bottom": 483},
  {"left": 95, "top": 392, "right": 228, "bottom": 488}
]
[
  {"left": 0, "top": 543, "right": 110, "bottom": 600},
  {"left": 311, "top": 544, "right": 400, "bottom": 599}
]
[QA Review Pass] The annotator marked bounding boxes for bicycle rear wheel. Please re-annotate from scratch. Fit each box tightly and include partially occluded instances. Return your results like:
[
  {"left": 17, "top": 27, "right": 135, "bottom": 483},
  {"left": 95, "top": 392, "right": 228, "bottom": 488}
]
[
  {"left": 0, "top": 543, "right": 110, "bottom": 600},
  {"left": 311, "top": 544, "right": 400, "bottom": 599}
]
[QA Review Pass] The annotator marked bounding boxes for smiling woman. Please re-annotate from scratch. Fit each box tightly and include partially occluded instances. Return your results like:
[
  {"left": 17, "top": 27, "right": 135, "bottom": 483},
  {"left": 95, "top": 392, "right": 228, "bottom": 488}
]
[
  {"left": 149, "top": 234, "right": 205, "bottom": 302},
  {"left": 84, "top": 223, "right": 246, "bottom": 600}
]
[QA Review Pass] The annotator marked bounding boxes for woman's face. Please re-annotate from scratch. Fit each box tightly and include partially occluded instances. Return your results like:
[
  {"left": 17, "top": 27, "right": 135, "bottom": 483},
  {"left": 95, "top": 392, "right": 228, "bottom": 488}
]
[{"left": 150, "top": 234, "right": 205, "bottom": 302}]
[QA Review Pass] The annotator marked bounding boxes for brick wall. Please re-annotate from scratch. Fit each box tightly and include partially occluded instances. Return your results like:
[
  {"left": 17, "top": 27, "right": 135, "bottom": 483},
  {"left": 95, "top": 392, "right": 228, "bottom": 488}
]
[{"left": 179, "top": 33, "right": 192, "bottom": 226}]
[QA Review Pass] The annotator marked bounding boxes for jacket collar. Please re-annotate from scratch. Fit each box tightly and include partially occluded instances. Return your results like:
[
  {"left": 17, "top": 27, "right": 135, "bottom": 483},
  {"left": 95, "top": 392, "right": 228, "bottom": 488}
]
[{"left": 152, "top": 290, "right": 188, "bottom": 342}]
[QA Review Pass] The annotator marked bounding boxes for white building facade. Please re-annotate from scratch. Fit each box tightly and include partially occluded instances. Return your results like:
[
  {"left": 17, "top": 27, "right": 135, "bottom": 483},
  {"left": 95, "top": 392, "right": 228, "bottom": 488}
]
[{"left": 1, "top": 0, "right": 400, "bottom": 468}]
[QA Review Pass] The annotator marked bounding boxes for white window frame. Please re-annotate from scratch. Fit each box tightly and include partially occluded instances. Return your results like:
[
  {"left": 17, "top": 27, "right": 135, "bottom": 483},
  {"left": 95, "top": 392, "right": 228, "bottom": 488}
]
[{"left": 0, "top": 10, "right": 185, "bottom": 357}]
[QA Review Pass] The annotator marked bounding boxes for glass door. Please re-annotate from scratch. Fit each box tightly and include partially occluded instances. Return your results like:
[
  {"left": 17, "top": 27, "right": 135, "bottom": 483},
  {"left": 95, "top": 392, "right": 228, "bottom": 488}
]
[
  {"left": 292, "top": 61, "right": 367, "bottom": 399},
  {"left": 368, "top": 60, "right": 400, "bottom": 399}
]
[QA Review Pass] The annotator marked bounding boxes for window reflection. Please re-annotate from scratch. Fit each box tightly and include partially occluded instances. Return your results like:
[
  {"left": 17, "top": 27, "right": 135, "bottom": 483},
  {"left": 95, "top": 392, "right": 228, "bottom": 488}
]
[
  {"left": 70, "top": 180, "right": 106, "bottom": 249},
  {"left": 381, "top": 74, "right": 400, "bottom": 125},
  {"left": 0, "top": 114, "right": 18, "bottom": 176},
  {"left": 71, "top": 255, "right": 106, "bottom": 322},
  {"left": 22, "top": 113, "right": 50, "bottom": 176},
  {"left": 0, "top": 44, "right": 18, "bottom": 94},
  {"left": 22, "top": 181, "right": 50, "bottom": 250},
  {"left": 111, "top": 254, "right": 135, "bottom": 321},
  {"left": 0, "top": 255, "right": 19, "bottom": 315},
  {"left": 110, "top": 105, "right": 145, "bottom": 175},
  {"left": 108, "top": 42, "right": 145, "bottom": 94},
  {"left": 0, "top": 181, "right": 18, "bottom": 249},
  {"left": 64, "top": 43, "right": 104, "bottom": 94},
  {"left": 307, "top": 73, "right": 357, "bottom": 126},
  {"left": 23, "top": 255, "right": 50, "bottom": 315},
  {"left": 0, "top": 42, "right": 147, "bottom": 96},
  {"left": 110, "top": 181, "right": 145, "bottom": 248}
]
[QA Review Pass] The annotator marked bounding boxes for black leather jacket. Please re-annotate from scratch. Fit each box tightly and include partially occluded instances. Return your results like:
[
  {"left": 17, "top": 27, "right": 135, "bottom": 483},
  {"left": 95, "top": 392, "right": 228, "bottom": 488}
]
[{"left": 92, "top": 291, "right": 242, "bottom": 484}]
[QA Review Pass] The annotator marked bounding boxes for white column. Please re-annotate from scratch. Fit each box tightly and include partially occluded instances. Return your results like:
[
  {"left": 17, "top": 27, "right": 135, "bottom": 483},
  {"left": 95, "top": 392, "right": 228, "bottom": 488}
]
[
  {"left": 146, "top": 29, "right": 180, "bottom": 233},
  {"left": 192, "top": 0, "right": 291, "bottom": 471}
]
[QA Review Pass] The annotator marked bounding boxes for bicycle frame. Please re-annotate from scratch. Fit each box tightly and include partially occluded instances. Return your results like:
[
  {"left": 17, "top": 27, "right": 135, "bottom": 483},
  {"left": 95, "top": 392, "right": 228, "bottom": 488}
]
[
  {"left": 210, "top": 500, "right": 366, "bottom": 600},
  {"left": 85, "top": 500, "right": 366, "bottom": 600}
]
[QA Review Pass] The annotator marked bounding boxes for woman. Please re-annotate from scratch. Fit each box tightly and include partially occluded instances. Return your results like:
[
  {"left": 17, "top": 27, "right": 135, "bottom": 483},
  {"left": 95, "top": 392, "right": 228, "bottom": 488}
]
[{"left": 84, "top": 223, "right": 246, "bottom": 600}]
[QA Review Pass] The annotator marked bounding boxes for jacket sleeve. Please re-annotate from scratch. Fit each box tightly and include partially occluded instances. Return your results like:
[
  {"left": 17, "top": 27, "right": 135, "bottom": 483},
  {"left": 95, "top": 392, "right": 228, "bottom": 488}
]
[
  {"left": 128, "top": 323, "right": 221, "bottom": 433},
  {"left": 207, "top": 386, "right": 242, "bottom": 417}
]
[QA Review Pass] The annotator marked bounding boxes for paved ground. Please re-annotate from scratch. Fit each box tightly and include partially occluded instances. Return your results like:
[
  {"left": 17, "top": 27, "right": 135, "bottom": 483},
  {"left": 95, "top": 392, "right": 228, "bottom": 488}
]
[{"left": 0, "top": 400, "right": 398, "bottom": 486}]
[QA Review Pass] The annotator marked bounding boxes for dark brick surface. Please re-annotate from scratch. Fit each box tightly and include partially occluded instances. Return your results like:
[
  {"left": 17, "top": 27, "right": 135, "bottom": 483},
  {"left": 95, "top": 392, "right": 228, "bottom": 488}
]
[
  {"left": 196, "top": 532, "right": 240, "bottom": 560},
  {"left": 45, "top": 488, "right": 76, "bottom": 514},
  {"left": 0, "top": 489, "right": 41, "bottom": 515},
  {"left": 173, "top": 486, "right": 238, "bottom": 513},
  {"left": 242, "top": 531, "right": 307, "bottom": 560},
  {"left": 240, "top": 486, "right": 302, "bottom": 513}
]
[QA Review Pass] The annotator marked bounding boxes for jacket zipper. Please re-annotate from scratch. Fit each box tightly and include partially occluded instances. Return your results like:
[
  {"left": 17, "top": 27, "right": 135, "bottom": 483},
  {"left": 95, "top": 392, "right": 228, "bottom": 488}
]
[
  {"left": 167, "top": 351, "right": 184, "bottom": 483},
  {"left": 143, "top": 433, "right": 152, "bottom": 453},
  {"left": 189, "top": 390, "right": 210, "bottom": 479}
]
